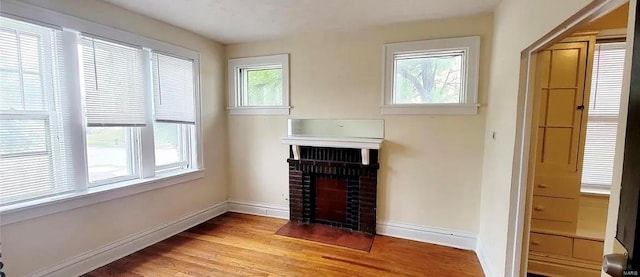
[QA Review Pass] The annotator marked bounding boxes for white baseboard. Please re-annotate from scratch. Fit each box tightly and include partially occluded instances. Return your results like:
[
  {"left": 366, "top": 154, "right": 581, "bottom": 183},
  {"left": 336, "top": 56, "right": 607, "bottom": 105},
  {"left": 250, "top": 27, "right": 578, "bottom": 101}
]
[
  {"left": 225, "top": 202, "right": 480, "bottom": 253},
  {"left": 28, "top": 201, "right": 229, "bottom": 277},
  {"left": 476, "top": 239, "right": 497, "bottom": 277},
  {"left": 376, "top": 220, "right": 477, "bottom": 251},
  {"left": 29, "top": 201, "right": 492, "bottom": 277},
  {"left": 227, "top": 200, "right": 289, "bottom": 219}
]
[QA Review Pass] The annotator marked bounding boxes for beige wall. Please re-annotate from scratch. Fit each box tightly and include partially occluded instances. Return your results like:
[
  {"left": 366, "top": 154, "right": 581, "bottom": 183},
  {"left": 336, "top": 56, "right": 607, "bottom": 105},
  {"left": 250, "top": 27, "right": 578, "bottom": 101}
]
[
  {"left": 226, "top": 14, "right": 493, "bottom": 233},
  {"left": 477, "top": 0, "right": 596, "bottom": 275},
  {"left": 1, "top": 0, "right": 228, "bottom": 276},
  {"left": 5, "top": 1, "right": 629, "bottom": 275}
]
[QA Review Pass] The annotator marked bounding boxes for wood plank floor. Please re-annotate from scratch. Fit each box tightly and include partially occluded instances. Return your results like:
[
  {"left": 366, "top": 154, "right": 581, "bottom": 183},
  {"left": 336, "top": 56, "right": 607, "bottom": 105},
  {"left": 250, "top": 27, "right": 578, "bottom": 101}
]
[{"left": 85, "top": 213, "right": 483, "bottom": 277}]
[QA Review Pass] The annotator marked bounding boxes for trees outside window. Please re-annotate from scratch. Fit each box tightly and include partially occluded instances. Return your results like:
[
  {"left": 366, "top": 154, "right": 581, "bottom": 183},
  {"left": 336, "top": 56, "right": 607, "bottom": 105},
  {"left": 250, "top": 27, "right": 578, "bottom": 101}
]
[{"left": 382, "top": 36, "right": 480, "bottom": 115}]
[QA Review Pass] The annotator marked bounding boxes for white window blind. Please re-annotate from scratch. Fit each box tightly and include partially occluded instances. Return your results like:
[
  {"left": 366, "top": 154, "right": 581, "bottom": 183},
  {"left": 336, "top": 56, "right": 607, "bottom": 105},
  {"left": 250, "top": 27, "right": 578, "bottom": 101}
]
[
  {"left": 581, "top": 42, "right": 625, "bottom": 190},
  {"left": 152, "top": 52, "right": 195, "bottom": 124},
  {"left": 81, "top": 36, "right": 146, "bottom": 127},
  {"left": 0, "top": 17, "right": 75, "bottom": 204},
  {"left": 0, "top": 12, "right": 200, "bottom": 208}
]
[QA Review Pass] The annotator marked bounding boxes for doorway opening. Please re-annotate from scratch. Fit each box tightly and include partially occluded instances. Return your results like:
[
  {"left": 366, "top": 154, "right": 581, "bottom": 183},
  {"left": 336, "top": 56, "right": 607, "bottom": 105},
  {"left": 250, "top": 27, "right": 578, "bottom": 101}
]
[
  {"left": 526, "top": 26, "right": 626, "bottom": 276},
  {"left": 506, "top": 0, "right": 632, "bottom": 276}
]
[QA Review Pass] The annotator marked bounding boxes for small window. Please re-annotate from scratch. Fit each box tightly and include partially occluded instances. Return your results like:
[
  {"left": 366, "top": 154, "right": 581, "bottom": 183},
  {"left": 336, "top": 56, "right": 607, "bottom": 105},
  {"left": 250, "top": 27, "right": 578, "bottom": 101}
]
[
  {"left": 228, "top": 54, "right": 290, "bottom": 114},
  {"left": 242, "top": 67, "right": 283, "bottom": 106},
  {"left": 382, "top": 36, "right": 480, "bottom": 115}
]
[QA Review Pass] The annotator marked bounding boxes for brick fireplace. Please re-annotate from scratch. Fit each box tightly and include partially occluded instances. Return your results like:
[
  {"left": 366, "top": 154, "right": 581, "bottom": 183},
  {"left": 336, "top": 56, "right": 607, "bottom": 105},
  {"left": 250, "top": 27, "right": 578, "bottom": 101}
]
[{"left": 287, "top": 146, "right": 379, "bottom": 234}]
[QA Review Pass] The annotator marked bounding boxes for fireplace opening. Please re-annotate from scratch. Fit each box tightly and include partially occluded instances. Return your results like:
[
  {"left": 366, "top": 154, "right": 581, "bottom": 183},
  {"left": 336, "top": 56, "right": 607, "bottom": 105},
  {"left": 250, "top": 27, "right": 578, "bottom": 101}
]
[{"left": 314, "top": 177, "right": 347, "bottom": 224}]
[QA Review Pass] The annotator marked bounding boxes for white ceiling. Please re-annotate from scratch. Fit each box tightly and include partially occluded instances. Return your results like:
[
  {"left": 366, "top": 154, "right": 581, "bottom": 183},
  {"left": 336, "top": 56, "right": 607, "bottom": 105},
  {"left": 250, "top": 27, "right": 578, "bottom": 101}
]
[{"left": 103, "top": 0, "right": 500, "bottom": 44}]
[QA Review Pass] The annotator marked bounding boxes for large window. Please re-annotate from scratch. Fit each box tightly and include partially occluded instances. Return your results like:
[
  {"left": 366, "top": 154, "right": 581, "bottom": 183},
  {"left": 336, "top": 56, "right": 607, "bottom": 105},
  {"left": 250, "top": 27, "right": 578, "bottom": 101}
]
[
  {"left": 81, "top": 36, "right": 145, "bottom": 185},
  {"left": 227, "top": 54, "right": 290, "bottom": 115},
  {"left": 0, "top": 15, "right": 199, "bottom": 207},
  {"left": 581, "top": 41, "right": 625, "bottom": 194},
  {"left": 382, "top": 36, "right": 480, "bottom": 115},
  {"left": 0, "top": 17, "right": 73, "bottom": 204},
  {"left": 152, "top": 52, "right": 195, "bottom": 172}
]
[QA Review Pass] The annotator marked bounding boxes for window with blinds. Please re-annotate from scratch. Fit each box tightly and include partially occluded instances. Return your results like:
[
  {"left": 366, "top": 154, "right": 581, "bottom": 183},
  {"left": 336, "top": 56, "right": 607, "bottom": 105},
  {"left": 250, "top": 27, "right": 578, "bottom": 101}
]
[
  {"left": 0, "top": 15, "right": 200, "bottom": 207},
  {"left": 581, "top": 42, "right": 625, "bottom": 193},
  {"left": 152, "top": 53, "right": 194, "bottom": 171},
  {"left": 81, "top": 36, "right": 144, "bottom": 184},
  {"left": 0, "top": 17, "right": 75, "bottom": 204}
]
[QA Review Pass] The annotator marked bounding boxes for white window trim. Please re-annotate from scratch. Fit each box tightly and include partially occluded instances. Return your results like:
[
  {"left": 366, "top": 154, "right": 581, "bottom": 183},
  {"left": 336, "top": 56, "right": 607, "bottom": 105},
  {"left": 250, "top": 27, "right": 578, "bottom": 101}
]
[
  {"left": 0, "top": 0, "right": 205, "bottom": 221},
  {"left": 227, "top": 54, "right": 291, "bottom": 115},
  {"left": 381, "top": 36, "right": 481, "bottom": 115}
]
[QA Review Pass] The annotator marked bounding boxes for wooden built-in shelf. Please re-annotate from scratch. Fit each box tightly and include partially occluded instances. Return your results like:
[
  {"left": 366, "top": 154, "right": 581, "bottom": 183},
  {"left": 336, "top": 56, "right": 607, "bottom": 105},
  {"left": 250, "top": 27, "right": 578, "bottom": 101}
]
[{"left": 531, "top": 193, "right": 608, "bottom": 241}]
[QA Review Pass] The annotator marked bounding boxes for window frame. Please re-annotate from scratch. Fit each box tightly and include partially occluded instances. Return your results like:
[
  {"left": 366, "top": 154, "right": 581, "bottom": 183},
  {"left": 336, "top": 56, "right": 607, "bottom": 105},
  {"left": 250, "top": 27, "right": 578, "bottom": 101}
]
[
  {"left": 227, "top": 54, "right": 290, "bottom": 115},
  {"left": 0, "top": 0, "right": 204, "bottom": 224},
  {"left": 381, "top": 36, "right": 480, "bottom": 115},
  {"left": 0, "top": 17, "right": 75, "bottom": 204}
]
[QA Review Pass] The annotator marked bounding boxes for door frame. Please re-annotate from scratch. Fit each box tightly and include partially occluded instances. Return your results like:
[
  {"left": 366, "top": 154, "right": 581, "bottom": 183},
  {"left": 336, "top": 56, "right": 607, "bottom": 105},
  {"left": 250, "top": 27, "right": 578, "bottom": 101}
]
[{"left": 506, "top": 0, "right": 632, "bottom": 275}]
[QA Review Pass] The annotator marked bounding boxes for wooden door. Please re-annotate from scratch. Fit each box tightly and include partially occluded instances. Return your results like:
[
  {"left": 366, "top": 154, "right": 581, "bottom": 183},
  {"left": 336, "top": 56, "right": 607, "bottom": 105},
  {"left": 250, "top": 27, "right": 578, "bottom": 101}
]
[
  {"left": 536, "top": 42, "right": 588, "bottom": 173},
  {"left": 615, "top": 2, "right": 640, "bottom": 270},
  {"left": 531, "top": 37, "right": 594, "bottom": 234}
]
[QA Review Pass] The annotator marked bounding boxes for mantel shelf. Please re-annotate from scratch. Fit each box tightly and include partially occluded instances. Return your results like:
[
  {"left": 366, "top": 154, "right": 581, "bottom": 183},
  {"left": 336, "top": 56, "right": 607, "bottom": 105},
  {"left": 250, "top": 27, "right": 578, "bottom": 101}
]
[
  {"left": 281, "top": 136, "right": 383, "bottom": 150},
  {"left": 281, "top": 136, "right": 383, "bottom": 165}
]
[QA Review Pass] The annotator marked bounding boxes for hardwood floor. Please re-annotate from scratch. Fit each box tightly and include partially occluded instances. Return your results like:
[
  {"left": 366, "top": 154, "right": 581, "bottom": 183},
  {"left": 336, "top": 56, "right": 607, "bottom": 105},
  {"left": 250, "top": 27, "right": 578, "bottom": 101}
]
[{"left": 85, "top": 213, "right": 483, "bottom": 276}]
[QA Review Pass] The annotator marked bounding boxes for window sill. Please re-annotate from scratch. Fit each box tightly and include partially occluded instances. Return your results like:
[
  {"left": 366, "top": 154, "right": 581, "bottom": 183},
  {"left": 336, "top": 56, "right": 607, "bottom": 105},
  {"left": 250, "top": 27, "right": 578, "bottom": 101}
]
[
  {"left": 580, "top": 184, "right": 611, "bottom": 195},
  {"left": 227, "top": 106, "right": 291, "bottom": 115},
  {"left": 381, "top": 104, "right": 479, "bottom": 115},
  {"left": 0, "top": 169, "right": 205, "bottom": 226}
]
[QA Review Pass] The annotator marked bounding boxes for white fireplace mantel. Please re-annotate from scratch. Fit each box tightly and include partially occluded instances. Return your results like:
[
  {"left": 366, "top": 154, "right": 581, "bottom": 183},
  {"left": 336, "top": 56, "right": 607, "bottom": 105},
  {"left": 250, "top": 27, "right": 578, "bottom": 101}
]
[{"left": 281, "top": 136, "right": 383, "bottom": 165}]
